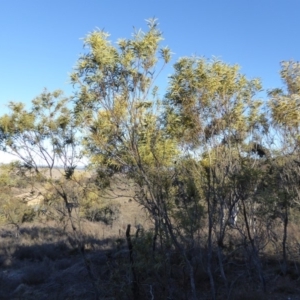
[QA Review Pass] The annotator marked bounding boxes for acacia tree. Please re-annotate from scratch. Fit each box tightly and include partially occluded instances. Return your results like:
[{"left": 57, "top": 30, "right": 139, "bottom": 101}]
[
  {"left": 0, "top": 89, "right": 87, "bottom": 233},
  {"left": 0, "top": 89, "right": 103, "bottom": 298},
  {"left": 71, "top": 18, "right": 176, "bottom": 235},
  {"left": 70, "top": 19, "right": 202, "bottom": 299},
  {"left": 165, "top": 57, "right": 268, "bottom": 296},
  {"left": 0, "top": 90, "right": 78, "bottom": 172},
  {"left": 268, "top": 60, "right": 300, "bottom": 275},
  {"left": 268, "top": 60, "right": 300, "bottom": 153}
]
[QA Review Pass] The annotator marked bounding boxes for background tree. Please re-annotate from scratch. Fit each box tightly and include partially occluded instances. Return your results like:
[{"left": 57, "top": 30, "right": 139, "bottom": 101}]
[
  {"left": 165, "top": 57, "right": 268, "bottom": 296},
  {"left": 267, "top": 60, "right": 300, "bottom": 275},
  {"left": 0, "top": 89, "right": 101, "bottom": 298}
]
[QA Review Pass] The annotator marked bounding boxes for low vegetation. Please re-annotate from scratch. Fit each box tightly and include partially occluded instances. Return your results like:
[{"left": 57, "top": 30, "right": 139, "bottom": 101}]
[{"left": 0, "top": 19, "right": 300, "bottom": 299}]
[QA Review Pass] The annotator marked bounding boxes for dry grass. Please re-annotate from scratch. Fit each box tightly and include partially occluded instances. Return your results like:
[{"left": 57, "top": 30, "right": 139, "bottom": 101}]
[
  {"left": 1, "top": 220, "right": 300, "bottom": 299},
  {"left": 2, "top": 170, "right": 300, "bottom": 299},
  {"left": 0, "top": 223, "right": 109, "bottom": 299}
]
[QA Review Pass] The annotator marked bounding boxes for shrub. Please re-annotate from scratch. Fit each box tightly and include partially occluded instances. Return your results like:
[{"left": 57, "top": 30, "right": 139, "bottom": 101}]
[
  {"left": 21, "top": 263, "right": 49, "bottom": 285},
  {"left": 84, "top": 205, "right": 120, "bottom": 225}
]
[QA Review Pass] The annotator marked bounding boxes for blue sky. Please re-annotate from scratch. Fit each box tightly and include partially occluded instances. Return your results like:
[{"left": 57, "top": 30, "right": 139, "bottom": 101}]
[{"left": 0, "top": 0, "right": 299, "bottom": 162}]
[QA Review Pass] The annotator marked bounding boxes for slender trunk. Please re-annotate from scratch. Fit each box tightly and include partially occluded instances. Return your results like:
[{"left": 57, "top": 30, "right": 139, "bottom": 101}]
[
  {"left": 56, "top": 189, "right": 100, "bottom": 300},
  {"left": 207, "top": 198, "right": 216, "bottom": 300},
  {"left": 126, "top": 224, "right": 139, "bottom": 300},
  {"left": 241, "top": 199, "right": 266, "bottom": 292},
  {"left": 217, "top": 201, "right": 228, "bottom": 294},
  {"left": 282, "top": 204, "right": 288, "bottom": 276},
  {"left": 161, "top": 201, "right": 198, "bottom": 300},
  {"left": 217, "top": 246, "right": 228, "bottom": 293},
  {"left": 152, "top": 217, "right": 158, "bottom": 257}
]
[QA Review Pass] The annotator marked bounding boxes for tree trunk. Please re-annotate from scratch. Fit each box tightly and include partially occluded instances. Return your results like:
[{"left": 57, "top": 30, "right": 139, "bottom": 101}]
[
  {"left": 241, "top": 199, "right": 266, "bottom": 292},
  {"left": 282, "top": 204, "right": 288, "bottom": 276},
  {"left": 207, "top": 198, "right": 216, "bottom": 300}
]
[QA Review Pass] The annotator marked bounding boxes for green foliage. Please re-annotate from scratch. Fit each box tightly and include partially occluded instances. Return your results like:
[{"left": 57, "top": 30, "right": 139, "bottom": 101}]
[
  {"left": 268, "top": 61, "right": 300, "bottom": 150},
  {"left": 0, "top": 89, "right": 80, "bottom": 174},
  {"left": 0, "top": 163, "right": 38, "bottom": 226},
  {"left": 84, "top": 204, "right": 120, "bottom": 224},
  {"left": 72, "top": 19, "right": 176, "bottom": 173},
  {"left": 2, "top": 19, "right": 300, "bottom": 299},
  {"left": 165, "top": 57, "right": 266, "bottom": 147}
]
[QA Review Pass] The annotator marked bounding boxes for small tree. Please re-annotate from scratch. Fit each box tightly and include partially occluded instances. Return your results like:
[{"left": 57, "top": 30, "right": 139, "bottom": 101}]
[
  {"left": 165, "top": 57, "right": 268, "bottom": 296},
  {"left": 70, "top": 19, "right": 205, "bottom": 299},
  {"left": 268, "top": 60, "right": 300, "bottom": 275},
  {"left": 0, "top": 89, "right": 101, "bottom": 298}
]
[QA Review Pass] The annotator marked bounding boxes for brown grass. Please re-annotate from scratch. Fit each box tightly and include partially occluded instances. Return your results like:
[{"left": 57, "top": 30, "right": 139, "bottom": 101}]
[{"left": 2, "top": 171, "right": 300, "bottom": 299}]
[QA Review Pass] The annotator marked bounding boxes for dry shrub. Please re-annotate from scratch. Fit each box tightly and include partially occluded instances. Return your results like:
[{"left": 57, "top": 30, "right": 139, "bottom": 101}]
[
  {"left": 13, "top": 242, "right": 70, "bottom": 261},
  {"left": 272, "top": 275, "right": 300, "bottom": 295},
  {"left": 0, "top": 272, "right": 22, "bottom": 299},
  {"left": 54, "top": 258, "right": 73, "bottom": 270},
  {"left": 21, "top": 263, "right": 49, "bottom": 285}
]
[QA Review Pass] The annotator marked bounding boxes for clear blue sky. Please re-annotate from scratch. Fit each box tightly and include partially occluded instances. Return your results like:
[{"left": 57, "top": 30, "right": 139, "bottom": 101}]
[{"left": 0, "top": 0, "right": 299, "bottom": 112}]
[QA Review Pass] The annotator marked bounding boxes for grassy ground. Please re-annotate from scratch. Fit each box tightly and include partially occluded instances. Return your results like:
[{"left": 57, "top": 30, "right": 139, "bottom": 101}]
[
  {"left": 0, "top": 198, "right": 151, "bottom": 299},
  {"left": 1, "top": 222, "right": 300, "bottom": 299},
  {"left": 1, "top": 170, "right": 300, "bottom": 299}
]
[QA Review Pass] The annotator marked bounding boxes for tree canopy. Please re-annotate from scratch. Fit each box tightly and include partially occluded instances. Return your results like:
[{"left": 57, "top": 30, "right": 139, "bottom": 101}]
[{"left": 1, "top": 19, "right": 300, "bottom": 300}]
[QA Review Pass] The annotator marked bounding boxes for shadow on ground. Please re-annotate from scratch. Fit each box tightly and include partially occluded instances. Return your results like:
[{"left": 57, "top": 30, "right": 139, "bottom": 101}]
[{"left": 0, "top": 225, "right": 117, "bottom": 300}]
